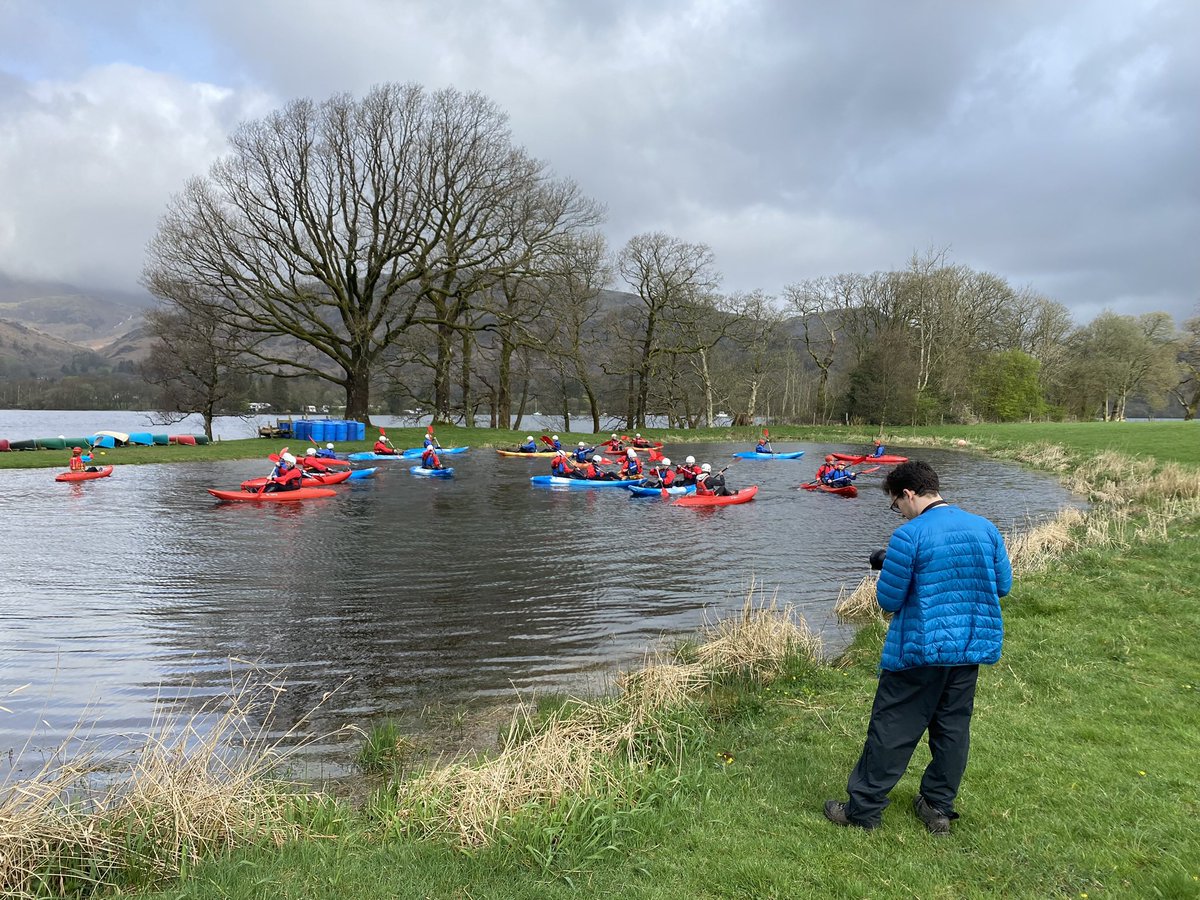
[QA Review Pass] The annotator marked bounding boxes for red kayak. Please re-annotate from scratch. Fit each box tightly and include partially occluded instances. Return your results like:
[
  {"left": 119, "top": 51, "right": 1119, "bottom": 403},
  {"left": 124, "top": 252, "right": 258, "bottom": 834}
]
[
  {"left": 832, "top": 452, "right": 907, "bottom": 465},
  {"left": 673, "top": 485, "right": 758, "bottom": 507},
  {"left": 801, "top": 482, "right": 858, "bottom": 498},
  {"left": 55, "top": 466, "right": 114, "bottom": 483},
  {"left": 207, "top": 487, "right": 338, "bottom": 502},
  {"left": 240, "top": 470, "right": 352, "bottom": 490}
]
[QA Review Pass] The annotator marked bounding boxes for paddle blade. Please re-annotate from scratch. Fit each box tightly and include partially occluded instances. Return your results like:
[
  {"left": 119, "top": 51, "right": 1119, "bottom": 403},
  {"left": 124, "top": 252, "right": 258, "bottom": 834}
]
[
  {"left": 540, "top": 435, "right": 554, "bottom": 447},
  {"left": 427, "top": 425, "right": 434, "bottom": 435}
]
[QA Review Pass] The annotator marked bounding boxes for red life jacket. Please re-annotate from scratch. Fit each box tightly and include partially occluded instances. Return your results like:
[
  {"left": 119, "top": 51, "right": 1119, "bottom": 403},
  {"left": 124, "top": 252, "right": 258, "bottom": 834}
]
[
  {"left": 695, "top": 473, "right": 714, "bottom": 495},
  {"left": 373, "top": 441, "right": 394, "bottom": 454},
  {"left": 274, "top": 465, "right": 303, "bottom": 486},
  {"left": 69, "top": 455, "right": 85, "bottom": 472},
  {"left": 421, "top": 449, "right": 441, "bottom": 468}
]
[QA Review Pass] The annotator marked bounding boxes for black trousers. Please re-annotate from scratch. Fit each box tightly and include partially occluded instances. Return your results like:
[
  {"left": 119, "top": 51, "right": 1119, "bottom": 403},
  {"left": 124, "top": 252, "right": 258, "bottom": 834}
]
[{"left": 844, "top": 664, "right": 979, "bottom": 827}]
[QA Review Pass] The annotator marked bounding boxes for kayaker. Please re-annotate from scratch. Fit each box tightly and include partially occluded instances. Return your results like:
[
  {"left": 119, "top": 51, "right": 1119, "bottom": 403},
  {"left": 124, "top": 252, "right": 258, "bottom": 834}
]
[
  {"left": 423, "top": 430, "right": 442, "bottom": 450},
  {"left": 696, "top": 465, "right": 729, "bottom": 501},
  {"left": 550, "top": 451, "right": 573, "bottom": 477},
  {"left": 302, "top": 448, "right": 335, "bottom": 473},
  {"left": 266, "top": 452, "right": 303, "bottom": 492},
  {"left": 755, "top": 438, "right": 771, "bottom": 454},
  {"left": 517, "top": 436, "right": 538, "bottom": 453},
  {"left": 643, "top": 458, "right": 675, "bottom": 489},
  {"left": 68, "top": 446, "right": 101, "bottom": 473},
  {"left": 373, "top": 433, "right": 397, "bottom": 455},
  {"left": 621, "top": 447, "right": 643, "bottom": 479},
  {"left": 420, "top": 446, "right": 443, "bottom": 469},
  {"left": 871, "top": 439, "right": 886, "bottom": 458},
  {"left": 824, "top": 462, "right": 857, "bottom": 488},
  {"left": 676, "top": 456, "right": 700, "bottom": 484},
  {"left": 632, "top": 432, "right": 653, "bottom": 448},
  {"left": 316, "top": 442, "right": 338, "bottom": 459},
  {"left": 608, "top": 433, "right": 624, "bottom": 452},
  {"left": 550, "top": 434, "right": 563, "bottom": 452},
  {"left": 572, "top": 441, "right": 595, "bottom": 463},
  {"left": 814, "top": 455, "right": 837, "bottom": 483}
]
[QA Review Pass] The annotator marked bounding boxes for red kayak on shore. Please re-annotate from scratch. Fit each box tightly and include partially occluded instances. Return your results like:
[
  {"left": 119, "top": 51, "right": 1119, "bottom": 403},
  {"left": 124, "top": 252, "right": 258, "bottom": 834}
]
[
  {"left": 240, "top": 470, "right": 352, "bottom": 490},
  {"left": 207, "top": 487, "right": 338, "bottom": 502},
  {"left": 801, "top": 482, "right": 858, "bottom": 497},
  {"left": 832, "top": 452, "right": 908, "bottom": 465},
  {"left": 55, "top": 466, "right": 114, "bottom": 483},
  {"left": 673, "top": 485, "right": 758, "bottom": 507}
]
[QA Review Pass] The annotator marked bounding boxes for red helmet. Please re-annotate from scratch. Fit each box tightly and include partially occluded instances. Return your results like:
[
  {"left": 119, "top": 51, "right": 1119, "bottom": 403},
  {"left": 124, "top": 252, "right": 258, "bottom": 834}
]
[
  {"left": 824, "top": 455, "right": 834, "bottom": 462},
  {"left": 72, "top": 446, "right": 83, "bottom": 454}
]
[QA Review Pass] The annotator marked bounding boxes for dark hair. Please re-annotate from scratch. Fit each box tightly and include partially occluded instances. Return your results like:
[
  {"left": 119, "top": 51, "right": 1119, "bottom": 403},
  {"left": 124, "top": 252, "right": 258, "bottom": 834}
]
[{"left": 881, "top": 460, "right": 939, "bottom": 498}]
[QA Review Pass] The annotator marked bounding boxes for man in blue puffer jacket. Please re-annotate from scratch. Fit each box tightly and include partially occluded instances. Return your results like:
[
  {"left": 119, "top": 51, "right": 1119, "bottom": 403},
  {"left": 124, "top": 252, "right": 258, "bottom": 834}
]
[{"left": 824, "top": 460, "right": 1012, "bottom": 835}]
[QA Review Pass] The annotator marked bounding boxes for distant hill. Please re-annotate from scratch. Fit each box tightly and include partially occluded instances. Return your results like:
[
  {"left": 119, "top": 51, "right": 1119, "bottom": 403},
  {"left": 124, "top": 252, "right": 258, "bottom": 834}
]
[
  {"left": 0, "top": 317, "right": 108, "bottom": 378},
  {"left": 0, "top": 273, "right": 152, "bottom": 346}
]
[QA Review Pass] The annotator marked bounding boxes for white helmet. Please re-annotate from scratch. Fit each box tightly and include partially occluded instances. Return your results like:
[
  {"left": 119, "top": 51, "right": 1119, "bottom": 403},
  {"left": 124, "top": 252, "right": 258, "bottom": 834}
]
[
  {"left": 701, "top": 463, "right": 712, "bottom": 473},
  {"left": 526, "top": 436, "right": 534, "bottom": 442},
  {"left": 592, "top": 454, "right": 602, "bottom": 463},
  {"left": 661, "top": 458, "right": 671, "bottom": 467},
  {"left": 578, "top": 441, "right": 586, "bottom": 448},
  {"left": 282, "top": 452, "right": 297, "bottom": 465},
  {"left": 552, "top": 435, "right": 559, "bottom": 440},
  {"left": 611, "top": 433, "right": 618, "bottom": 439},
  {"left": 627, "top": 448, "right": 636, "bottom": 458},
  {"left": 635, "top": 432, "right": 641, "bottom": 438},
  {"left": 306, "top": 448, "right": 316, "bottom": 456},
  {"left": 326, "top": 442, "right": 334, "bottom": 449},
  {"left": 685, "top": 456, "right": 696, "bottom": 465}
]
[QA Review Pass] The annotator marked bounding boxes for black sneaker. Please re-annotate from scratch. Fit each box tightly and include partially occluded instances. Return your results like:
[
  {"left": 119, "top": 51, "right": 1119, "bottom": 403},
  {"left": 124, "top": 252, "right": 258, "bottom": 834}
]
[
  {"left": 823, "top": 800, "right": 874, "bottom": 830},
  {"left": 913, "top": 795, "right": 951, "bottom": 835}
]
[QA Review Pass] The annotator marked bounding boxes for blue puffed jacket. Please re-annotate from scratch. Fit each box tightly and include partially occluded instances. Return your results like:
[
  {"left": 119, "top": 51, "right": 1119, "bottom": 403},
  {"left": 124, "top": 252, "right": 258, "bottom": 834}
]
[{"left": 876, "top": 503, "right": 1012, "bottom": 671}]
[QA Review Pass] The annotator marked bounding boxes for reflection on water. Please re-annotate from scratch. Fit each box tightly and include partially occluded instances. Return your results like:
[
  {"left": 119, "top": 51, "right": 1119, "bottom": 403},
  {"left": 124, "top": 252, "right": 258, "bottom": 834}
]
[{"left": 0, "top": 442, "right": 1078, "bottom": 773}]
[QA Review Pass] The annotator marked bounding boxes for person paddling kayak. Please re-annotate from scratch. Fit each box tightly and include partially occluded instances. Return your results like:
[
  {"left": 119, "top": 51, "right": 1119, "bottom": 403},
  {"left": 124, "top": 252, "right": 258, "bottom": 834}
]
[
  {"left": 572, "top": 441, "right": 596, "bottom": 463},
  {"left": 675, "top": 456, "right": 700, "bottom": 485},
  {"left": 316, "top": 442, "right": 338, "bottom": 459},
  {"left": 265, "top": 452, "right": 303, "bottom": 492},
  {"left": 373, "top": 433, "right": 397, "bottom": 455},
  {"left": 68, "top": 446, "right": 102, "bottom": 474},
  {"left": 643, "top": 458, "right": 675, "bottom": 489},
  {"left": 822, "top": 461, "right": 857, "bottom": 489},
  {"left": 516, "top": 435, "right": 539, "bottom": 453},
  {"left": 814, "top": 455, "right": 837, "bottom": 483},
  {"left": 550, "top": 451, "right": 574, "bottom": 477},
  {"left": 695, "top": 463, "right": 736, "bottom": 497},
  {"left": 620, "top": 448, "right": 644, "bottom": 479},
  {"left": 870, "top": 439, "right": 886, "bottom": 458}
]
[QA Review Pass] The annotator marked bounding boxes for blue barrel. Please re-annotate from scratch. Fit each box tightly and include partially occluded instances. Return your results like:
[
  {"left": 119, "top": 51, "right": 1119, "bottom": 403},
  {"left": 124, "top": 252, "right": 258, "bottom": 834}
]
[
  {"left": 352, "top": 421, "right": 365, "bottom": 441},
  {"left": 311, "top": 421, "right": 326, "bottom": 443},
  {"left": 293, "top": 420, "right": 309, "bottom": 442},
  {"left": 333, "top": 421, "right": 348, "bottom": 441}
]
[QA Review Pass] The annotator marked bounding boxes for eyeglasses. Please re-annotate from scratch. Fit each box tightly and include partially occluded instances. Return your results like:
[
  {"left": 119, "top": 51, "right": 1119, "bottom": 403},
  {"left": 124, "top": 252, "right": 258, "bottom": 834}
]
[{"left": 889, "top": 495, "right": 902, "bottom": 514}]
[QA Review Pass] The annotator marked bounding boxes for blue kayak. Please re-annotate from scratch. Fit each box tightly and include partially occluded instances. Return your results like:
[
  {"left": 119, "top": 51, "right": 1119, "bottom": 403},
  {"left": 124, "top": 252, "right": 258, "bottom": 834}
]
[
  {"left": 402, "top": 446, "right": 469, "bottom": 458},
  {"left": 409, "top": 465, "right": 454, "bottom": 478},
  {"left": 627, "top": 483, "right": 696, "bottom": 498},
  {"left": 346, "top": 451, "right": 406, "bottom": 461},
  {"left": 531, "top": 476, "right": 645, "bottom": 489},
  {"left": 347, "top": 467, "right": 378, "bottom": 480},
  {"left": 732, "top": 450, "right": 806, "bottom": 460}
]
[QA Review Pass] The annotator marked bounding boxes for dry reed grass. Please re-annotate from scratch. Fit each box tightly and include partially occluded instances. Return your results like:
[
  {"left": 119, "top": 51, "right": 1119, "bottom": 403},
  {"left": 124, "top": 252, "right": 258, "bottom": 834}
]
[
  {"left": 833, "top": 575, "right": 887, "bottom": 623},
  {"left": 0, "top": 667, "right": 341, "bottom": 898},
  {"left": 693, "top": 587, "right": 822, "bottom": 681}
]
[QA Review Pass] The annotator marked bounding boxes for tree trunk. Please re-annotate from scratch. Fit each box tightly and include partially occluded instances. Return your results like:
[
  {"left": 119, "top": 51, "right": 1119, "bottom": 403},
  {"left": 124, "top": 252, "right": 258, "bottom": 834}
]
[
  {"left": 460, "top": 329, "right": 472, "bottom": 426},
  {"left": 625, "top": 373, "right": 637, "bottom": 430},
  {"left": 344, "top": 363, "right": 372, "bottom": 424},
  {"left": 202, "top": 409, "right": 214, "bottom": 441},
  {"left": 433, "top": 323, "right": 455, "bottom": 423},
  {"left": 497, "top": 334, "right": 515, "bottom": 427},
  {"left": 582, "top": 384, "right": 600, "bottom": 433}
]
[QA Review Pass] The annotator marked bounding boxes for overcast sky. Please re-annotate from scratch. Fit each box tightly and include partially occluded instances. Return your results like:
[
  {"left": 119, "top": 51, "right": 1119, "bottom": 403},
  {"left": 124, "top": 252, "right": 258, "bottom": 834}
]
[{"left": 0, "top": 0, "right": 1196, "bottom": 324}]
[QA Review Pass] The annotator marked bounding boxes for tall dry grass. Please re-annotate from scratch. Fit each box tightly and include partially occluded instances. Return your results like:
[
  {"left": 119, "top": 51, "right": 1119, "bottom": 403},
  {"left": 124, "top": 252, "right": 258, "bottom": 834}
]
[
  {"left": 833, "top": 575, "right": 886, "bottom": 624},
  {"left": 0, "top": 668, "right": 343, "bottom": 898}
]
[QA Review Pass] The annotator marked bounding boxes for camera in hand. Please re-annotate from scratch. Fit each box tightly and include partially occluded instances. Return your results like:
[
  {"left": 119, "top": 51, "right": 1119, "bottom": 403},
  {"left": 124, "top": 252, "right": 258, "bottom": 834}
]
[{"left": 869, "top": 549, "right": 887, "bottom": 571}]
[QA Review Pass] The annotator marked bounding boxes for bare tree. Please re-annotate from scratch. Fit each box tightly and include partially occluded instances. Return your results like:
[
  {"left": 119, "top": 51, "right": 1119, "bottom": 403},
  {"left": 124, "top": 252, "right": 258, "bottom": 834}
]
[
  {"left": 614, "top": 232, "right": 721, "bottom": 427},
  {"left": 141, "top": 283, "right": 253, "bottom": 438},
  {"left": 144, "top": 83, "right": 599, "bottom": 424}
]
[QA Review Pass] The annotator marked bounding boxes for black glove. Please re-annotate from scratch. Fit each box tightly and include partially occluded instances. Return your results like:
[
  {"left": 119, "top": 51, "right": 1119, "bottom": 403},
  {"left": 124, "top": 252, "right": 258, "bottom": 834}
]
[{"left": 869, "top": 549, "right": 887, "bottom": 571}]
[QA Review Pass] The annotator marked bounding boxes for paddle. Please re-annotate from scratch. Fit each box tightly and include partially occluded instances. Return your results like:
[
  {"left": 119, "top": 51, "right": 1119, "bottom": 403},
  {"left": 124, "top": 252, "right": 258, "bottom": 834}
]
[
  {"left": 540, "top": 435, "right": 554, "bottom": 448},
  {"left": 427, "top": 424, "right": 442, "bottom": 450},
  {"left": 762, "top": 426, "right": 773, "bottom": 454}
]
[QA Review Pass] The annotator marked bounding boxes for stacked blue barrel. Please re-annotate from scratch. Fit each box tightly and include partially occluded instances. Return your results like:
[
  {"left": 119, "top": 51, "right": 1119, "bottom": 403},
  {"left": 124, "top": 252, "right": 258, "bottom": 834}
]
[{"left": 293, "top": 420, "right": 366, "bottom": 443}]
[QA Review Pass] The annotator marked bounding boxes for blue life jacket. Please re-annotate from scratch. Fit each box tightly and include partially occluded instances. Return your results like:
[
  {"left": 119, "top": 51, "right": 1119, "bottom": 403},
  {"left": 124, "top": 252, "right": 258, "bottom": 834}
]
[{"left": 518, "top": 440, "right": 538, "bottom": 452}]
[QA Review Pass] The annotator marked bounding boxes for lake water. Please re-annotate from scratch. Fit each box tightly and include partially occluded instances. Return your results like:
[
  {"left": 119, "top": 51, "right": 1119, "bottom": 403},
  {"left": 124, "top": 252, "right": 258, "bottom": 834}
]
[{"left": 0, "top": 432, "right": 1079, "bottom": 778}]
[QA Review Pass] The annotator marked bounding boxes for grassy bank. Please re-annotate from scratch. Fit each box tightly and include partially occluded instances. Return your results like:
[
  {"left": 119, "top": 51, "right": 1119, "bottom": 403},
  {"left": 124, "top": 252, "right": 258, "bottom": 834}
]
[
  {"left": 4, "top": 425, "right": 1199, "bottom": 898},
  {"left": 3, "top": 419, "right": 1196, "bottom": 470}
]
